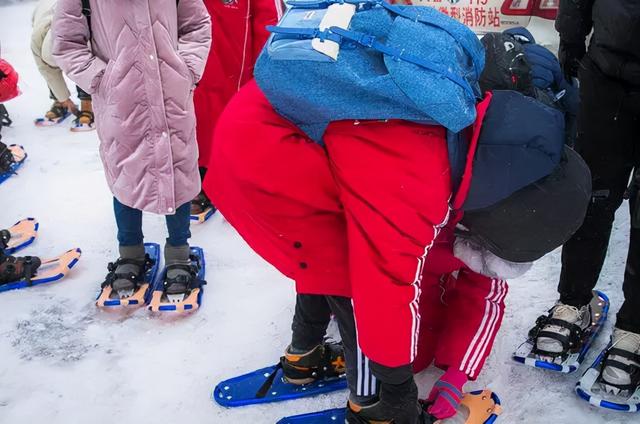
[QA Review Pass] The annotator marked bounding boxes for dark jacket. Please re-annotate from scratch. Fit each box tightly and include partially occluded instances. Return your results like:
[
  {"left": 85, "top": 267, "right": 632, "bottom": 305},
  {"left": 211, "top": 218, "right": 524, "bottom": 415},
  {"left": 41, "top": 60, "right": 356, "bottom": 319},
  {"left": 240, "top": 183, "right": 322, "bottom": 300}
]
[{"left": 556, "top": 0, "right": 640, "bottom": 86}]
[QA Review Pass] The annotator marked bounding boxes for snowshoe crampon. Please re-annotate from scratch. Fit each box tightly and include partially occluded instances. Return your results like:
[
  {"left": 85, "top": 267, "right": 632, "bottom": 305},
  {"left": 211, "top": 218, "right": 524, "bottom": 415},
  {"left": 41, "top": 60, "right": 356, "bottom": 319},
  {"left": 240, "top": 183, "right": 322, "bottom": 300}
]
[
  {"left": 0, "top": 248, "right": 81, "bottom": 293},
  {"left": 148, "top": 246, "right": 206, "bottom": 312},
  {"left": 96, "top": 243, "right": 160, "bottom": 308},
  {"left": 213, "top": 361, "right": 347, "bottom": 407},
  {"left": 575, "top": 343, "right": 640, "bottom": 412},
  {"left": 1, "top": 218, "right": 38, "bottom": 255},
  {"left": 512, "top": 291, "right": 609, "bottom": 373},
  {"left": 0, "top": 144, "right": 27, "bottom": 185},
  {"left": 275, "top": 390, "right": 501, "bottom": 424}
]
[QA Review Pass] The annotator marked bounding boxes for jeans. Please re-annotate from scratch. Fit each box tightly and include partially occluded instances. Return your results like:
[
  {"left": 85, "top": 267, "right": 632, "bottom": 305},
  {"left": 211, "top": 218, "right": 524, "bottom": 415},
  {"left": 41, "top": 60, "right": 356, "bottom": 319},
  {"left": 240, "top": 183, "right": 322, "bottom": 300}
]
[{"left": 113, "top": 198, "right": 191, "bottom": 247}]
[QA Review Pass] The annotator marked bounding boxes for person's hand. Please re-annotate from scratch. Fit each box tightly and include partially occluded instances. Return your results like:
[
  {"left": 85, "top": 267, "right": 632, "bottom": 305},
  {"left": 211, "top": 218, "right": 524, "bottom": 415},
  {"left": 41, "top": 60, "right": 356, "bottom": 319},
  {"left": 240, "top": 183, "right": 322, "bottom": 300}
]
[
  {"left": 60, "top": 99, "right": 78, "bottom": 115},
  {"left": 558, "top": 41, "right": 586, "bottom": 81}
]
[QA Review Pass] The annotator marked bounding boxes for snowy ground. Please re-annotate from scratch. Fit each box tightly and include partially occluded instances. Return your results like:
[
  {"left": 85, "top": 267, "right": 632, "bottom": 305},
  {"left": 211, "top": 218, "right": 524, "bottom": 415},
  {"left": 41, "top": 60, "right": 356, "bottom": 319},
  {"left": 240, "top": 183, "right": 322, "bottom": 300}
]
[{"left": 0, "top": 2, "right": 636, "bottom": 423}]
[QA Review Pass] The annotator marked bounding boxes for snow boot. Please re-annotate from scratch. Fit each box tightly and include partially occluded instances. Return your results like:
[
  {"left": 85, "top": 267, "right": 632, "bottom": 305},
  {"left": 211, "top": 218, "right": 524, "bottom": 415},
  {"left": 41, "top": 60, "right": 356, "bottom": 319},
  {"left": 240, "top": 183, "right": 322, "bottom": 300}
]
[
  {"left": 103, "top": 245, "right": 149, "bottom": 298},
  {"left": 345, "top": 378, "right": 429, "bottom": 424},
  {"left": 35, "top": 100, "right": 75, "bottom": 126},
  {"left": 531, "top": 301, "right": 593, "bottom": 362},
  {"left": 190, "top": 191, "right": 213, "bottom": 215},
  {"left": 162, "top": 244, "right": 198, "bottom": 302},
  {"left": 0, "top": 252, "right": 41, "bottom": 285},
  {"left": 600, "top": 328, "right": 640, "bottom": 395},
  {"left": 71, "top": 100, "right": 95, "bottom": 132},
  {"left": 282, "top": 342, "right": 347, "bottom": 385}
]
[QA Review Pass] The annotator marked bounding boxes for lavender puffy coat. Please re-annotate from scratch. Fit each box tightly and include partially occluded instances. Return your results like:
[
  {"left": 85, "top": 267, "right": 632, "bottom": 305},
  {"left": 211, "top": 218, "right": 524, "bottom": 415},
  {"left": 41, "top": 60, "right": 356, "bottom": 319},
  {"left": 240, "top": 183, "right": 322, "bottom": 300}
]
[{"left": 52, "top": 0, "right": 211, "bottom": 214}]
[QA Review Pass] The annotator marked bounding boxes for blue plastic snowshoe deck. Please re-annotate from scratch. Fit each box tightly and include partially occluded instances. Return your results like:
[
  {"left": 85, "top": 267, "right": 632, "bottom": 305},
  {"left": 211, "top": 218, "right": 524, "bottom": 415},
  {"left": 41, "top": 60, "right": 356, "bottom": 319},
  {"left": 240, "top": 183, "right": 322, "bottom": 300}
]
[
  {"left": 213, "top": 363, "right": 348, "bottom": 407},
  {"left": 0, "top": 248, "right": 82, "bottom": 293},
  {"left": 0, "top": 144, "right": 27, "bottom": 185},
  {"left": 512, "top": 290, "right": 610, "bottom": 373},
  {"left": 275, "top": 390, "right": 502, "bottom": 424},
  {"left": 147, "top": 246, "right": 205, "bottom": 312},
  {"left": 575, "top": 342, "right": 640, "bottom": 412},
  {"left": 3, "top": 217, "right": 39, "bottom": 255},
  {"left": 95, "top": 243, "right": 160, "bottom": 307}
]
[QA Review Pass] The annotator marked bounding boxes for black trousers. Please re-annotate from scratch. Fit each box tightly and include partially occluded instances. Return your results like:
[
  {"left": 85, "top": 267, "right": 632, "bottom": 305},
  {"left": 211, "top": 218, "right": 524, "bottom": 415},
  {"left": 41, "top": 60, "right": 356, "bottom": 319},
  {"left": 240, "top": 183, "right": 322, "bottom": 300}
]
[
  {"left": 559, "top": 56, "right": 640, "bottom": 333},
  {"left": 292, "top": 294, "right": 414, "bottom": 405}
]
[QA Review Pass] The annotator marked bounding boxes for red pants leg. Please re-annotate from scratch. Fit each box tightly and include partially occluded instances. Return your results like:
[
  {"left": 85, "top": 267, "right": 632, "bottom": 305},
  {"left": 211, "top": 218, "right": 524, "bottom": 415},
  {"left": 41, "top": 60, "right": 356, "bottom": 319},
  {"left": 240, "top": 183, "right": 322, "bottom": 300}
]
[
  {"left": 324, "top": 120, "right": 452, "bottom": 368},
  {"left": 433, "top": 269, "right": 509, "bottom": 379},
  {"left": 204, "top": 80, "right": 350, "bottom": 296}
]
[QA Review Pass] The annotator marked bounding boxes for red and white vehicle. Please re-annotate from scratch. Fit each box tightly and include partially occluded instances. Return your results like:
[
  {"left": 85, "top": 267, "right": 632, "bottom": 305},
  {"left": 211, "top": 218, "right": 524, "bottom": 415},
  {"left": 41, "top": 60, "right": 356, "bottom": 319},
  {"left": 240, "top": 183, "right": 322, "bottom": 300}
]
[{"left": 413, "top": 0, "right": 560, "bottom": 52}]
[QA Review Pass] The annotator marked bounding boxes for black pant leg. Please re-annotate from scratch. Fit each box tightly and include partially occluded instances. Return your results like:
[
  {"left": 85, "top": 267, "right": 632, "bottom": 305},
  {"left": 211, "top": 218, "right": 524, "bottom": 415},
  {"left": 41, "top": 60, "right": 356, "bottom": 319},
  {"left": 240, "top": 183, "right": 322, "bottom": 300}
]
[
  {"left": 616, "top": 91, "right": 640, "bottom": 333},
  {"left": 76, "top": 86, "right": 91, "bottom": 101},
  {"left": 290, "top": 294, "right": 332, "bottom": 351},
  {"left": 558, "top": 57, "right": 636, "bottom": 307}
]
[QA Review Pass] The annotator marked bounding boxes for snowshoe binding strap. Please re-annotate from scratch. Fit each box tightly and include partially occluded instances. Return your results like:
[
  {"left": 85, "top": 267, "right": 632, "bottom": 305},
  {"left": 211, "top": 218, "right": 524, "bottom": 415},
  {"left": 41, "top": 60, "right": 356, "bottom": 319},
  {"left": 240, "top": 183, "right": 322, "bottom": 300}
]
[
  {"left": 0, "top": 141, "right": 16, "bottom": 174},
  {"left": 598, "top": 347, "right": 640, "bottom": 392},
  {"left": 0, "top": 229, "right": 10, "bottom": 251},
  {"left": 101, "top": 255, "right": 154, "bottom": 290},
  {"left": 0, "top": 104, "right": 11, "bottom": 127},
  {"left": 0, "top": 255, "right": 41, "bottom": 285},
  {"left": 281, "top": 341, "right": 346, "bottom": 385},
  {"left": 530, "top": 315, "right": 586, "bottom": 358},
  {"left": 45, "top": 103, "right": 69, "bottom": 121},
  {"left": 162, "top": 263, "right": 206, "bottom": 295},
  {"left": 73, "top": 110, "right": 94, "bottom": 126},
  {"left": 191, "top": 192, "right": 212, "bottom": 215}
]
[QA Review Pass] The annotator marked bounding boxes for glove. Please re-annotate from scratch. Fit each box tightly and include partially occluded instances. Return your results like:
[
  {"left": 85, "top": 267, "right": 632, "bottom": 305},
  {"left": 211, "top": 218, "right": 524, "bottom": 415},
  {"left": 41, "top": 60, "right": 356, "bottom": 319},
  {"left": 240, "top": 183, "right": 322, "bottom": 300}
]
[
  {"left": 427, "top": 368, "right": 468, "bottom": 420},
  {"left": 558, "top": 40, "right": 586, "bottom": 81}
]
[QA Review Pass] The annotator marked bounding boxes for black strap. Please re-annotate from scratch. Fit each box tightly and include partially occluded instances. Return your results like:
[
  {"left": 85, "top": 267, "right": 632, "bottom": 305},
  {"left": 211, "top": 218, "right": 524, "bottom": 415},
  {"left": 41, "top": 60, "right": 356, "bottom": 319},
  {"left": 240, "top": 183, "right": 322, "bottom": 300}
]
[
  {"left": 101, "top": 256, "right": 153, "bottom": 289},
  {"left": 81, "top": 0, "right": 92, "bottom": 44},
  {"left": 255, "top": 362, "right": 283, "bottom": 399},
  {"left": 0, "top": 229, "right": 10, "bottom": 250}
]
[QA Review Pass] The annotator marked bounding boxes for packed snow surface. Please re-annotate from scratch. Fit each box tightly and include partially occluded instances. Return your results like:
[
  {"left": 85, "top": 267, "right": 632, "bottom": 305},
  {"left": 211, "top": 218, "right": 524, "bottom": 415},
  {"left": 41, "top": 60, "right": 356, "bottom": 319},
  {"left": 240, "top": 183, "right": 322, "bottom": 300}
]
[{"left": 0, "top": 2, "right": 636, "bottom": 423}]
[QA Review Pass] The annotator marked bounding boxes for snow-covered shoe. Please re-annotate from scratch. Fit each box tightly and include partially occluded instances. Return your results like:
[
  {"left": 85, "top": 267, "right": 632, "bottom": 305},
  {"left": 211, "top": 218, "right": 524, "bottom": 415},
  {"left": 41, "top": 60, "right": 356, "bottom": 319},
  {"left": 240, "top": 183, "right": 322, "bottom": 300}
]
[
  {"left": 576, "top": 331, "right": 640, "bottom": 412},
  {"left": 513, "top": 291, "right": 609, "bottom": 373},
  {"left": 34, "top": 101, "right": 73, "bottom": 127},
  {"left": 1, "top": 218, "right": 38, "bottom": 255},
  {"left": 0, "top": 248, "right": 81, "bottom": 293},
  {"left": 190, "top": 191, "right": 216, "bottom": 224},
  {"left": 0, "top": 143, "right": 27, "bottom": 185},
  {"left": 600, "top": 329, "right": 640, "bottom": 395},
  {"left": 96, "top": 243, "right": 159, "bottom": 307},
  {"left": 282, "top": 342, "right": 346, "bottom": 385},
  {"left": 0, "top": 253, "right": 41, "bottom": 285},
  {"left": 148, "top": 246, "right": 206, "bottom": 312}
]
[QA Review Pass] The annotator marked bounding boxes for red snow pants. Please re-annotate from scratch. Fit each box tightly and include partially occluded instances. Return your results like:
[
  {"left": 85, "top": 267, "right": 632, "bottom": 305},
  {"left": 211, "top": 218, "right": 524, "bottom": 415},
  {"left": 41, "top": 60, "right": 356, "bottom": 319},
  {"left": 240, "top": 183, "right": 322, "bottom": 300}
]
[{"left": 204, "top": 80, "right": 506, "bottom": 374}]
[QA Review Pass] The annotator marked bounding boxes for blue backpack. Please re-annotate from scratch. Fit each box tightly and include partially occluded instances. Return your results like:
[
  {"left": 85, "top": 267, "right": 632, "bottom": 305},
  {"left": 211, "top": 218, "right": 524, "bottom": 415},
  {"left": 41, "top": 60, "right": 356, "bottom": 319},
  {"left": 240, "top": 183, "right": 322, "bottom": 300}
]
[{"left": 254, "top": 0, "right": 485, "bottom": 143}]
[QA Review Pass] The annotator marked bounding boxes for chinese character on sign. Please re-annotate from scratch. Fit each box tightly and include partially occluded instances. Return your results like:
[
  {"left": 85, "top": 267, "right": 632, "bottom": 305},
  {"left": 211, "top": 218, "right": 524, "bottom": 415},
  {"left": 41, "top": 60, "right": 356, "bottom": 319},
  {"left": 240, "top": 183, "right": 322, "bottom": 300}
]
[
  {"left": 487, "top": 7, "right": 500, "bottom": 27},
  {"left": 462, "top": 6, "right": 474, "bottom": 26},
  {"left": 438, "top": 6, "right": 450, "bottom": 15},
  {"left": 474, "top": 7, "right": 487, "bottom": 27},
  {"left": 450, "top": 6, "right": 460, "bottom": 21}
]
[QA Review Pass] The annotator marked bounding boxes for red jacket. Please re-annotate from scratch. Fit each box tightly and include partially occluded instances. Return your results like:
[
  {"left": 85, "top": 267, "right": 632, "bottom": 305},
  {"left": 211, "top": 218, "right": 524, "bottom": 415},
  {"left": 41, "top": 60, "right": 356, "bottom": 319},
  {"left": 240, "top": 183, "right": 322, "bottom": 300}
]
[
  {"left": 194, "top": 0, "right": 284, "bottom": 167},
  {"left": 0, "top": 59, "right": 19, "bottom": 103}
]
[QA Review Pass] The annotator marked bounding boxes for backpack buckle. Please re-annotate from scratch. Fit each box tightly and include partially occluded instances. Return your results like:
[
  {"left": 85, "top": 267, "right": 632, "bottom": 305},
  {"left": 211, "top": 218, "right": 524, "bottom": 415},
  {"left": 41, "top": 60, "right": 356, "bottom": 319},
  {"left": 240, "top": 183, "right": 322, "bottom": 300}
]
[{"left": 358, "top": 34, "right": 375, "bottom": 48}]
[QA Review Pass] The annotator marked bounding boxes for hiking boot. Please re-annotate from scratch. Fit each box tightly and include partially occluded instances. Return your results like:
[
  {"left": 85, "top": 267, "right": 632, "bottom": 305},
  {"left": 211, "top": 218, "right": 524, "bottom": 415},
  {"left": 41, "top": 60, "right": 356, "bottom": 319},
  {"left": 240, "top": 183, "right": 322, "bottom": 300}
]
[
  {"left": 103, "top": 245, "right": 149, "bottom": 298},
  {"left": 282, "top": 342, "right": 346, "bottom": 385},
  {"left": 190, "top": 191, "right": 213, "bottom": 215},
  {"left": 0, "top": 253, "right": 41, "bottom": 285},
  {"left": 600, "top": 328, "right": 640, "bottom": 395}
]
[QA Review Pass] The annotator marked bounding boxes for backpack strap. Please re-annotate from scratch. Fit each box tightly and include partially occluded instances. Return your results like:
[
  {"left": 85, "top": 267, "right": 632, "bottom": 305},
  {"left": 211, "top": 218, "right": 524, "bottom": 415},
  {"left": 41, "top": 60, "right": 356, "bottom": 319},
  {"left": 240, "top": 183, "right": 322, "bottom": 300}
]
[{"left": 329, "top": 26, "right": 474, "bottom": 97}]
